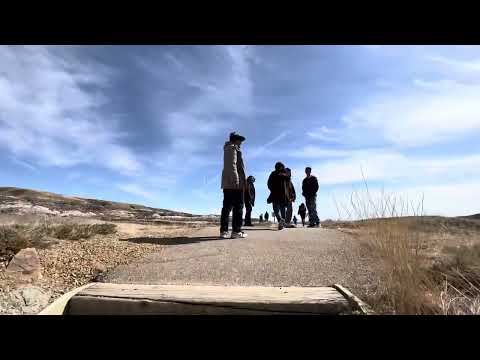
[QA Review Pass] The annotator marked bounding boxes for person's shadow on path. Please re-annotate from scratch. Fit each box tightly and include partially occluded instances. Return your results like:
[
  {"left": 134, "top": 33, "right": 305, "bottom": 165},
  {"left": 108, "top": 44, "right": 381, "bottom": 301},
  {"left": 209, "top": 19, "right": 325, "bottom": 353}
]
[{"left": 120, "top": 236, "right": 227, "bottom": 246}]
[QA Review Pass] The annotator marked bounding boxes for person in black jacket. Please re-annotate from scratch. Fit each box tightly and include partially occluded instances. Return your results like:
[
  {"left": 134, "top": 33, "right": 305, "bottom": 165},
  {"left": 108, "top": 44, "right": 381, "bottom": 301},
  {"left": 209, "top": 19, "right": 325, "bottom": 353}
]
[
  {"left": 264, "top": 211, "right": 269, "bottom": 222},
  {"left": 244, "top": 176, "right": 256, "bottom": 226},
  {"left": 267, "top": 162, "right": 290, "bottom": 230},
  {"left": 302, "top": 167, "right": 320, "bottom": 227}
]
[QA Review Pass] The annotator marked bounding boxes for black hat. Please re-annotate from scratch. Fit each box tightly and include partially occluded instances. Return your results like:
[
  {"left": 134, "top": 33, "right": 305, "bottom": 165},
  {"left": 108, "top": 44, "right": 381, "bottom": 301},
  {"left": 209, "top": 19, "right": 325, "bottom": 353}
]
[{"left": 229, "top": 132, "right": 246, "bottom": 142}]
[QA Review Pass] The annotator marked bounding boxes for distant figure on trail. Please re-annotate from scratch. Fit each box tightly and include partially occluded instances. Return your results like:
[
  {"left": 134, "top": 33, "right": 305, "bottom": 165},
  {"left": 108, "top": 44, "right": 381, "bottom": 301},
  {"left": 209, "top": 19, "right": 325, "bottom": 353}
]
[
  {"left": 285, "top": 168, "right": 296, "bottom": 228},
  {"left": 264, "top": 211, "right": 269, "bottom": 222},
  {"left": 272, "top": 212, "right": 275, "bottom": 223},
  {"left": 259, "top": 214, "right": 263, "bottom": 223},
  {"left": 293, "top": 215, "right": 298, "bottom": 226},
  {"left": 298, "top": 203, "right": 307, "bottom": 227},
  {"left": 302, "top": 167, "right": 320, "bottom": 228},
  {"left": 267, "top": 162, "right": 290, "bottom": 230},
  {"left": 244, "top": 176, "right": 256, "bottom": 226},
  {"left": 220, "top": 132, "right": 248, "bottom": 239}
]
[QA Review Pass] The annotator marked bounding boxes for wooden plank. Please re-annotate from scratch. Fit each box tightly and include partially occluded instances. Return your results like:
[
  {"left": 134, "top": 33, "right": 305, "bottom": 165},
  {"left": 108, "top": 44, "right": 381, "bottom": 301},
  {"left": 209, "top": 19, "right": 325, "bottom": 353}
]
[
  {"left": 66, "top": 283, "right": 351, "bottom": 315},
  {"left": 332, "top": 284, "right": 374, "bottom": 315},
  {"left": 38, "top": 283, "right": 95, "bottom": 315}
]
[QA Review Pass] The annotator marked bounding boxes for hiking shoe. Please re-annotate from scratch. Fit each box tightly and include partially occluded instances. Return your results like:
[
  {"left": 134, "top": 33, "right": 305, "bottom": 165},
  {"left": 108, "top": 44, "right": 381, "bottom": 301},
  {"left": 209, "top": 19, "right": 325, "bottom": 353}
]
[
  {"left": 278, "top": 220, "right": 285, "bottom": 230},
  {"left": 220, "top": 231, "right": 230, "bottom": 239},
  {"left": 287, "top": 224, "right": 296, "bottom": 228},
  {"left": 307, "top": 224, "right": 317, "bottom": 228},
  {"left": 231, "top": 231, "right": 248, "bottom": 239}
]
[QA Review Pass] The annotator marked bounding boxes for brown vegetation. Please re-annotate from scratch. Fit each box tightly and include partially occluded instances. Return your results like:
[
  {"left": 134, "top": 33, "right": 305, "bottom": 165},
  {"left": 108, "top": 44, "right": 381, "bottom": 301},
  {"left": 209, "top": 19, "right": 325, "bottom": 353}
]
[
  {"left": 332, "top": 178, "right": 480, "bottom": 315},
  {"left": 1, "top": 221, "right": 116, "bottom": 264}
]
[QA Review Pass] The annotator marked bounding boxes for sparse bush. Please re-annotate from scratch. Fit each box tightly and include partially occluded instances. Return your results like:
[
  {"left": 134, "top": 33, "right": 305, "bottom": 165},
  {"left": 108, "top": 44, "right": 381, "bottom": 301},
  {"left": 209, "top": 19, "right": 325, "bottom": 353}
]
[
  {"left": 0, "top": 222, "right": 117, "bottom": 262},
  {"left": 0, "top": 225, "right": 32, "bottom": 262},
  {"left": 44, "top": 223, "right": 117, "bottom": 240},
  {"left": 336, "top": 172, "right": 480, "bottom": 314}
]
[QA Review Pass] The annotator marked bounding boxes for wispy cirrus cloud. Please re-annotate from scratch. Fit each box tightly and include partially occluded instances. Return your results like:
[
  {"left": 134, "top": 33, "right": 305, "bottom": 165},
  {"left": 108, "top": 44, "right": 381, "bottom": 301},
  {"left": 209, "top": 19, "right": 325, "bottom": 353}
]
[
  {"left": 116, "top": 183, "right": 153, "bottom": 199},
  {"left": 9, "top": 157, "right": 37, "bottom": 172},
  {"left": 246, "top": 131, "right": 290, "bottom": 160},
  {"left": 340, "top": 79, "right": 480, "bottom": 148},
  {"left": 0, "top": 45, "right": 141, "bottom": 176}
]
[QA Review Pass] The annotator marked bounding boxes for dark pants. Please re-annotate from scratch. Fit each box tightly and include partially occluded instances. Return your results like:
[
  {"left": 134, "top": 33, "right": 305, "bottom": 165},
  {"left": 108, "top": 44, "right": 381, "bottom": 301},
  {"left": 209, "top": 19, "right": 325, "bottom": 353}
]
[
  {"left": 286, "top": 203, "right": 293, "bottom": 224},
  {"left": 300, "top": 216, "right": 306, "bottom": 226},
  {"left": 244, "top": 203, "right": 253, "bottom": 225},
  {"left": 220, "top": 189, "right": 244, "bottom": 233},
  {"left": 305, "top": 195, "right": 320, "bottom": 225},
  {"left": 273, "top": 202, "right": 287, "bottom": 223}
]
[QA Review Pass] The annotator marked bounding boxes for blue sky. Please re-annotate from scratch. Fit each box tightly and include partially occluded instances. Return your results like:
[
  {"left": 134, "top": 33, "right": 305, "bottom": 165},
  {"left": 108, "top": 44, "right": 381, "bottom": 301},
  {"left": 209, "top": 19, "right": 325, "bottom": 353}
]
[{"left": 1, "top": 45, "right": 480, "bottom": 218}]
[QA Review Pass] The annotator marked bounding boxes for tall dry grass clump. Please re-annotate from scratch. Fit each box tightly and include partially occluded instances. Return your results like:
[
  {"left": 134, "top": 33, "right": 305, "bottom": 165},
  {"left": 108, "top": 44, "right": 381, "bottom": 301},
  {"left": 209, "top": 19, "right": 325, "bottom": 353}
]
[
  {"left": 335, "top": 172, "right": 480, "bottom": 314},
  {"left": 1, "top": 219, "right": 117, "bottom": 264}
]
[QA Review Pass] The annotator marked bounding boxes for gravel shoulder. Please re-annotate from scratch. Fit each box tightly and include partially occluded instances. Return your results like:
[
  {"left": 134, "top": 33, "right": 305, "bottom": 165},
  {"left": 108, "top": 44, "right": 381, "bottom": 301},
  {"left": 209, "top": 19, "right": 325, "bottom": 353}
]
[{"left": 0, "top": 221, "right": 203, "bottom": 314}]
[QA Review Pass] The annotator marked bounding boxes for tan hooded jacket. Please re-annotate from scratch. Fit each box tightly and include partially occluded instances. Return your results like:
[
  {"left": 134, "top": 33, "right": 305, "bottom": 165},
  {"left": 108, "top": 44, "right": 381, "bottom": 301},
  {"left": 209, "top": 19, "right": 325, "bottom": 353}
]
[{"left": 221, "top": 141, "right": 246, "bottom": 190}]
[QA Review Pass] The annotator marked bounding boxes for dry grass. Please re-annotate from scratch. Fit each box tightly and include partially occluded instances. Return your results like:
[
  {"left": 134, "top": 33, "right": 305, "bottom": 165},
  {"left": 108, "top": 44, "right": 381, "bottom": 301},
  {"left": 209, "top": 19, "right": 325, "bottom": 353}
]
[
  {"left": 335, "top": 173, "right": 480, "bottom": 315},
  {"left": 0, "top": 220, "right": 116, "bottom": 263}
]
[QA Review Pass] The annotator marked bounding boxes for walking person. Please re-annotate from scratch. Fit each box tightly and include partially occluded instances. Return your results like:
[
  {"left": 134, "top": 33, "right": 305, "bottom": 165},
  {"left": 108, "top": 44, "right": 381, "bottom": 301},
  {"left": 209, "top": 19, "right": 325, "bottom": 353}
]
[
  {"left": 298, "top": 203, "right": 307, "bottom": 227},
  {"left": 293, "top": 215, "right": 298, "bottom": 226},
  {"left": 267, "top": 162, "right": 289, "bottom": 230},
  {"left": 259, "top": 214, "right": 263, "bottom": 223},
  {"left": 272, "top": 212, "right": 276, "bottom": 223},
  {"left": 244, "top": 176, "right": 256, "bottom": 226},
  {"left": 285, "top": 168, "right": 296, "bottom": 228},
  {"left": 220, "top": 132, "right": 248, "bottom": 239},
  {"left": 264, "top": 211, "right": 269, "bottom": 222},
  {"left": 302, "top": 167, "right": 320, "bottom": 227}
]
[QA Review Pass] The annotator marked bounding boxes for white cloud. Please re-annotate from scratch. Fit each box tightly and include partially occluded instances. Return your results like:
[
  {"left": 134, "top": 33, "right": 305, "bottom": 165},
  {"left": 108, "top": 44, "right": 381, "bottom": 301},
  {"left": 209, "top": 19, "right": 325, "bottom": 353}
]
[
  {"left": 291, "top": 149, "right": 480, "bottom": 186},
  {"left": 116, "top": 183, "right": 153, "bottom": 199},
  {"left": 329, "top": 181, "right": 480, "bottom": 219},
  {"left": 0, "top": 46, "right": 141, "bottom": 175},
  {"left": 341, "top": 80, "right": 480, "bottom": 147},
  {"left": 289, "top": 146, "right": 353, "bottom": 159},
  {"left": 428, "top": 55, "right": 480, "bottom": 73},
  {"left": 307, "top": 126, "right": 343, "bottom": 142}
]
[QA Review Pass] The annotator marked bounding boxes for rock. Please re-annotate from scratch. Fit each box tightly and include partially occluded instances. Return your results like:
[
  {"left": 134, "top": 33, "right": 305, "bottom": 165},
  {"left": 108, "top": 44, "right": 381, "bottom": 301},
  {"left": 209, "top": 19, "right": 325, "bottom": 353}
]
[
  {"left": 17, "top": 286, "right": 51, "bottom": 314},
  {"left": 6, "top": 248, "right": 43, "bottom": 282},
  {"left": 92, "top": 261, "right": 107, "bottom": 274},
  {"left": 21, "top": 287, "right": 51, "bottom": 306}
]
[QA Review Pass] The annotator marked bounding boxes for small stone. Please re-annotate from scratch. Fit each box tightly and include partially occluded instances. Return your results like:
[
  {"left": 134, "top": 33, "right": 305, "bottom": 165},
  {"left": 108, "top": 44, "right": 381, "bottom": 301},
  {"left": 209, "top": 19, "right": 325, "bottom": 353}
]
[{"left": 92, "top": 261, "right": 107, "bottom": 274}]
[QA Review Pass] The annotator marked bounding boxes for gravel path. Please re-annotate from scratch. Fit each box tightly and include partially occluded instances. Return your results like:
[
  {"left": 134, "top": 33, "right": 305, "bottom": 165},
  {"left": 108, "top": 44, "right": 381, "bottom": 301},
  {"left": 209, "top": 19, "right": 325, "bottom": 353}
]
[{"left": 106, "top": 224, "right": 378, "bottom": 296}]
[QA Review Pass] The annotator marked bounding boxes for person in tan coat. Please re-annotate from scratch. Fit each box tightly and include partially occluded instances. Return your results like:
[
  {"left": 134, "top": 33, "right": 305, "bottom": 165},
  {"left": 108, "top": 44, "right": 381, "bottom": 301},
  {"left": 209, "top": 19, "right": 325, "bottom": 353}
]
[{"left": 220, "top": 132, "right": 248, "bottom": 239}]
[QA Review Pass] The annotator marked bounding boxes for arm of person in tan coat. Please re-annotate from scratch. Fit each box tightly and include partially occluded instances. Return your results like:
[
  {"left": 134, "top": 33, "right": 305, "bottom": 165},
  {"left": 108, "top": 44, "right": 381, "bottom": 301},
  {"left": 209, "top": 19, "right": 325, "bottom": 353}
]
[{"left": 226, "top": 145, "right": 240, "bottom": 188}]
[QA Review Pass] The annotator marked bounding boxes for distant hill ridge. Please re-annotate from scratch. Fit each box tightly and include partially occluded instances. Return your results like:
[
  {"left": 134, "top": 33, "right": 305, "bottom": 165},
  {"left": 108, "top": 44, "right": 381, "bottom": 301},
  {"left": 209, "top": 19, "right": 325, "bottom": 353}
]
[{"left": 0, "top": 186, "right": 208, "bottom": 222}]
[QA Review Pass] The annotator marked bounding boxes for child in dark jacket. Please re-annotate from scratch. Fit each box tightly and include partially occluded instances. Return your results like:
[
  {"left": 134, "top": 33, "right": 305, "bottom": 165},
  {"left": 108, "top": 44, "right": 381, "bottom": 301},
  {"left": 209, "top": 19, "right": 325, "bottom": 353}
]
[{"left": 298, "top": 203, "right": 307, "bottom": 227}]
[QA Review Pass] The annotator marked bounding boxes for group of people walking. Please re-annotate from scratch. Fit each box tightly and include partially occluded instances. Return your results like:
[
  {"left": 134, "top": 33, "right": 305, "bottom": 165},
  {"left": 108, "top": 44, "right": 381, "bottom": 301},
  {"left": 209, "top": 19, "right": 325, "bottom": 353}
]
[{"left": 220, "top": 132, "right": 320, "bottom": 239}]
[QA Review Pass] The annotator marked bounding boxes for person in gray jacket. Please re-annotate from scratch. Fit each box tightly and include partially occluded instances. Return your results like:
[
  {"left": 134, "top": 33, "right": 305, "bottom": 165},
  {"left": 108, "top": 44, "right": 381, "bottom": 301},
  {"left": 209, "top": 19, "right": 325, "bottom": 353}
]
[{"left": 220, "top": 132, "right": 248, "bottom": 239}]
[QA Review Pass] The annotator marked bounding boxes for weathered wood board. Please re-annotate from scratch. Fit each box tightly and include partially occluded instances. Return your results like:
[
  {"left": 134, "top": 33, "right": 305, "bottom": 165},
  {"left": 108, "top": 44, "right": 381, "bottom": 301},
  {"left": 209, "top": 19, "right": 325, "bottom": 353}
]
[{"left": 55, "top": 283, "right": 358, "bottom": 315}]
